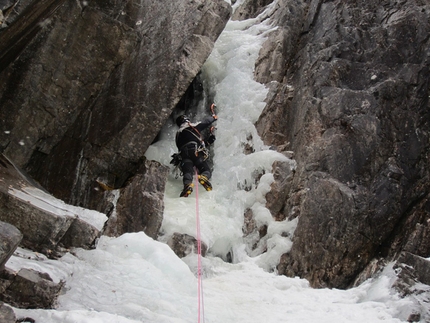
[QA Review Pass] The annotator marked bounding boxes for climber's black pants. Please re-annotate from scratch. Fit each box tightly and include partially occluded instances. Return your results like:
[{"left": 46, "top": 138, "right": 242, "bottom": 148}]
[{"left": 180, "top": 147, "right": 211, "bottom": 186}]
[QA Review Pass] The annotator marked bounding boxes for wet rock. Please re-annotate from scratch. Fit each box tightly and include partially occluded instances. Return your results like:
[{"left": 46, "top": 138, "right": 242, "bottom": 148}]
[
  {"left": 232, "top": 0, "right": 275, "bottom": 20},
  {"left": 0, "top": 302, "right": 15, "bottom": 323},
  {"left": 103, "top": 159, "right": 169, "bottom": 239},
  {"left": 0, "top": 221, "right": 22, "bottom": 271},
  {"left": 167, "top": 232, "right": 207, "bottom": 258},
  {"left": 265, "top": 159, "right": 295, "bottom": 221},
  {"left": 0, "top": 268, "right": 63, "bottom": 309},
  {"left": 243, "top": 208, "right": 268, "bottom": 256},
  {"left": 392, "top": 253, "right": 430, "bottom": 322}
]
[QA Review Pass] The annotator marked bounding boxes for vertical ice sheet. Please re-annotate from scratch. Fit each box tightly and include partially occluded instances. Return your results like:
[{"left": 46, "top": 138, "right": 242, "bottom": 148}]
[{"left": 152, "top": 8, "right": 294, "bottom": 267}]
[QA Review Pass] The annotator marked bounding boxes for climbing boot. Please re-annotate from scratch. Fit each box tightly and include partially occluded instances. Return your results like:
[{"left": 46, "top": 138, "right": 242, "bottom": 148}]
[
  {"left": 198, "top": 175, "right": 212, "bottom": 191},
  {"left": 180, "top": 183, "right": 194, "bottom": 197}
]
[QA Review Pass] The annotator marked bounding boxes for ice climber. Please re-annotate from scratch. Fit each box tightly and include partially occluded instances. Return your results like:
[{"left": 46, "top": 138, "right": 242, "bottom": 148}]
[{"left": 172, "top": 106, "right": 217, "bottom": 197}]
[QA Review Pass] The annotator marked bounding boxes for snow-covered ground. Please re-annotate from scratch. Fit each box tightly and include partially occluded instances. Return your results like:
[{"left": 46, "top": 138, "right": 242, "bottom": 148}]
[{"left": 7, "top": 1, "right": 414, "bottom": 322}]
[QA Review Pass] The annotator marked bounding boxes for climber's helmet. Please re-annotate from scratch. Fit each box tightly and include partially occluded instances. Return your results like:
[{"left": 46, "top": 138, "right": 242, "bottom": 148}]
[{"left": 176, "top": 115, "right": 190, "bottom": 127}]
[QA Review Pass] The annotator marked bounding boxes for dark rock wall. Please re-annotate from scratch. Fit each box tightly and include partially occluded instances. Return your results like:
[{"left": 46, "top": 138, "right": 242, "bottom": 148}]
[
  {"left": 0, "top": 0, "right": 231, "bottom": 208},
  {"left": 253, "top": 0, "right": 430, "bottom": 288},
  {"left": 232, "top": 0, "right": 275, "bottom": 20},
  {"left": 103, "top": 159, "right": 169, "bottom": 239}
]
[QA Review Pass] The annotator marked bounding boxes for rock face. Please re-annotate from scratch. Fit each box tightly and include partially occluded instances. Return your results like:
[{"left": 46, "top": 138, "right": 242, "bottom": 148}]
[
  {"left": 251, "top": 0, "right": 430, "bottom": 289},
  {"left": 103, "top": 159, "right": 169, "bottom": 239},
  {"left": 392, "top": 253, "right": 430, "bottom": 322},
  {"left": 0, "top": 0, "right": 231, "bottom": 209}
]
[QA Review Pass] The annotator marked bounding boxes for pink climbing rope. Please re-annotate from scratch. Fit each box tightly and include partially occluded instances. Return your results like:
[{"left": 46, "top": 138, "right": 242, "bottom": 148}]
[{"left": 194, "top": 168, "right": 205, "bottom": 323}]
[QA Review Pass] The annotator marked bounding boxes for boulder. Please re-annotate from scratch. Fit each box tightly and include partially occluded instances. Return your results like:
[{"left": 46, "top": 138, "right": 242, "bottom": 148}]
[
  {"left": 0, "top": 302, "right": 15, "bottom": 323},
  {"left": 0, "top": 191, "right": 75, "bottom": 255},
  {"left": 103, "top": 159, "right": 169, "bottom": 239},
  {"left": 0, "top": 221, "right": 22, "bottom": 272},
  {"left": 167, "top": 232, "right": 208, "bottom": 258},
  {"left": 0, "top": 154, "right": 106, "bottom": 255},
  {"left": 0, "top": 268, "right": 63, "bottom": 309}
]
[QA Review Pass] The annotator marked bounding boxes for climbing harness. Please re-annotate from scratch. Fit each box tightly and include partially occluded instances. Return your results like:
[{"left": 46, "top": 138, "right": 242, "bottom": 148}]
[
  {"left": 183, "top": 126, "right": 209, "bottom": 160},
  {"left": 195, "top": 145, "right": 209, "bottom": 160}
]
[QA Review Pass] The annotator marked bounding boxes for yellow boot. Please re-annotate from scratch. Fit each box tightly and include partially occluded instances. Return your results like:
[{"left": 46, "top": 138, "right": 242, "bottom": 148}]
[
  {"left": 180, "top": 183, "right": 194, "bottom": 197},
  {"left": 198, "top": 175, "right": 212, "bottom": 191}
]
